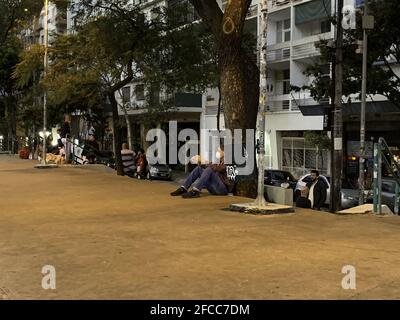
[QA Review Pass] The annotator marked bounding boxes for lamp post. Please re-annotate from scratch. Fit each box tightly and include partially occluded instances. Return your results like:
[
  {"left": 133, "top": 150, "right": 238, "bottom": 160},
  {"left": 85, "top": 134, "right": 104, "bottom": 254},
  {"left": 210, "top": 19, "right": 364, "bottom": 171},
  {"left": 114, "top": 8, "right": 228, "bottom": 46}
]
[
  {"left": 42, "top": 0, "right": 49, "bottom": 165},
  {"left": 35, "top": 0, "right": 57, "bottom": 169},
  {"left": 358, "top": 0, "right": 374, "bottom": 205}
]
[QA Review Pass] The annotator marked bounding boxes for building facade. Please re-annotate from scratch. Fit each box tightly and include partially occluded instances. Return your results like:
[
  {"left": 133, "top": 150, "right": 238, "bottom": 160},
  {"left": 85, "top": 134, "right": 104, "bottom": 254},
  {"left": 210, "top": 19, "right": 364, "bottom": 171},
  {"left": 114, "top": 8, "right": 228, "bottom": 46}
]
[{"left": 202, "top": 0, "right": 334, "bottom": 178}]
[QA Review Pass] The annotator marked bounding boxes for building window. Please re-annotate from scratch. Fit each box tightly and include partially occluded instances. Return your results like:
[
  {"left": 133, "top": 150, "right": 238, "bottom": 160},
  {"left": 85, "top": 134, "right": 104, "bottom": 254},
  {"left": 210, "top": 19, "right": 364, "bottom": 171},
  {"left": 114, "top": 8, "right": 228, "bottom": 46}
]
[
  {"left": 135, "top": 84, "right": 145, "bottom": 101},
  {"left": 321, "top": 19, "right": 331, "bottom": 33},
  {"left": 122, "top": 86, "right": 131, "bottom": 106},
  {"left": 276, "top": 19, "right": 291, "bottom": 43},
  {"left": 281, "top": 137, "right": 329, "bottom": 178},
  {"left": 168, "top": 0, "right": 199, "bottom": 25}
]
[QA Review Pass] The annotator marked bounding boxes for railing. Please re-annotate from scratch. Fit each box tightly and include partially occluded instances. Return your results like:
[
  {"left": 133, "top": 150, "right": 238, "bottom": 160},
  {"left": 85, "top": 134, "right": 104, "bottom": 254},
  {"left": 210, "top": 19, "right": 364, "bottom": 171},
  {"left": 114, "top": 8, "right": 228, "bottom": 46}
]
[
  {"left": 266, "top": 47, "right": 291, "bottom": 62},
  {"left": 291, "top": 42, "right": 320, "bottom": 59},
  {"left": 247, "top": 4, "right": 258, "bottom": 17},
  {"left": 373, "top": 137, "right": 400, "bottom": 214},
  {"left": 271, "top": 0, "right": 290, "bottom": 8}
]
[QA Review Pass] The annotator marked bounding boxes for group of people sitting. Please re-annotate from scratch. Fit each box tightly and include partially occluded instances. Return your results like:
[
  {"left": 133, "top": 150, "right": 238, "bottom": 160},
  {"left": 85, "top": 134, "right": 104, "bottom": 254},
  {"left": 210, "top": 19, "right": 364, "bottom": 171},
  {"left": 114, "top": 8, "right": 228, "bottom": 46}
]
[{"left": 121, "top": 143, "right": 148, "bottom": 178}]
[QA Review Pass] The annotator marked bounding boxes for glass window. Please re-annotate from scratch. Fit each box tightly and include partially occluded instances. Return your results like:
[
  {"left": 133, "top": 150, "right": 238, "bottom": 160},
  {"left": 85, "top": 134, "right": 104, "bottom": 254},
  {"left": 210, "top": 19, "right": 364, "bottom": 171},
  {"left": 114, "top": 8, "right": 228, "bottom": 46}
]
[
  {"left": 276, "top": 21, "right": 283, "bottom": 43},
  {"left": 382, "top": 181, "right": 395, "bottom": 193},
  {"left": 272, "top": 171, "right": 285, "bottom": 181},
  {"left": 135, "top": 84, "right": 145, "bottom": 101},
  {"left": 321, "top": 19, "right": 331, "bottom": 33},
  {"left": 293, "top": 149, "right": 304, "bottom": 167},
  {"left": 282, "top": 149, "right": 292, "bottom": 167},
  {"left": 277, "top": 19, "right": 291, "bottom": 43},
  {"left": 284, "top": 19, "right": 291, "bottom": 29},
  {"left": 305, "top": 149, "right": 317, "bottom": 169},
  {"left": 122, "top": 86, "right": 131, "bottom": 106}
]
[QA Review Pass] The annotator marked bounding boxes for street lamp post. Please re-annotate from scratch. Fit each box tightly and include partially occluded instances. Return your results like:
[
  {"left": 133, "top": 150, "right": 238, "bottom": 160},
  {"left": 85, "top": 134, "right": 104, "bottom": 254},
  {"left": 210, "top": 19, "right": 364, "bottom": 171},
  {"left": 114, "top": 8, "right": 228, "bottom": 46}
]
[
  {"left": 42, "top": 0, "right": 49, "bottom": 165},
  {"left": 358, "top": 0, "right": 374, "bottom": 205},
  {"left": 35, "top": 0, "right": 57, "bottom": 169}
]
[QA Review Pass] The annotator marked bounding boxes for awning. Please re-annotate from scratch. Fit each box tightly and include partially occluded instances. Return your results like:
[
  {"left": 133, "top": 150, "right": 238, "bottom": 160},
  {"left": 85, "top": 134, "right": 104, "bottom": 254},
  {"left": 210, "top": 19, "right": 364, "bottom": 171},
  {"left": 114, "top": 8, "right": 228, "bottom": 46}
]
[{"left": 295, "top": 0, "right": 331, "bottom": 25}]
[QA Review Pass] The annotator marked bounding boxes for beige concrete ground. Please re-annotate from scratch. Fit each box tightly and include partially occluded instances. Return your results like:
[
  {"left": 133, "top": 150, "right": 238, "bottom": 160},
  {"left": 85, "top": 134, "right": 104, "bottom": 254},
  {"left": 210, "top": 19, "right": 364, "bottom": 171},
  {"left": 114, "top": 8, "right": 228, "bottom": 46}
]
[{"left": 1, "top": 154, "right": 400, "bottom": 300}]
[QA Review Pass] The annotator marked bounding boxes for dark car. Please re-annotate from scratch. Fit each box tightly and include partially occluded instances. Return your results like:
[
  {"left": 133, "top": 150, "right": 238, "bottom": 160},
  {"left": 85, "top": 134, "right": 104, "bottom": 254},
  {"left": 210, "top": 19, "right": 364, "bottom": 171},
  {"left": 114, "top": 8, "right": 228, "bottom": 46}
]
[
  {"left": 146, "top": 164, "right": 172, "bottom": 181},
  {"left": 380, "top": 177, "right": 400, "bottom": 213},
  {"left": 264, "top": 170, "right": 297, "bottom": 189}
]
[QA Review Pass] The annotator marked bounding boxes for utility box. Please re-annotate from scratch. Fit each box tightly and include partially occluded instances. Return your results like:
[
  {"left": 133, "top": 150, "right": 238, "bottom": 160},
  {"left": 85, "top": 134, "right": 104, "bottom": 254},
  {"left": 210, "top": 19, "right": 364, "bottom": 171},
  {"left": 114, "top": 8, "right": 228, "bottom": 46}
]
[{"left": 265, "top": 185, "right": 294, "bottom": 206}]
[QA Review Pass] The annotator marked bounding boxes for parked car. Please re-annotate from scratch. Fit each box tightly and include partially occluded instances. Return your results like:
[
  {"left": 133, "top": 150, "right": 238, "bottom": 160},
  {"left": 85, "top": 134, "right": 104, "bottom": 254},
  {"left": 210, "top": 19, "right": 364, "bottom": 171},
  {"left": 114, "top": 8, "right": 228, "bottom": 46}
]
[
  {"left": 380, "top": 177, "right": 400, "bottom": 212},
  {"left": 295, "top": 174, "right": 371, "bottom": 209},
  {"left": 264, "top": 170, "right": 297, "bottom": 189},
  {"left": 146, "top": 164, "right": 172, "bottom": 181}
]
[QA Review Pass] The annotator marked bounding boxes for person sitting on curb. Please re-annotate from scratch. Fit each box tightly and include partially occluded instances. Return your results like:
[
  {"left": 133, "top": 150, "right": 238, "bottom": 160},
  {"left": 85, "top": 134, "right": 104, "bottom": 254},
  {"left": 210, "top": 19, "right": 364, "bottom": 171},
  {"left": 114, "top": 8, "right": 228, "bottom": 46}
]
[
  {"left": 306, "top": 169, "right": 328, "bottom": 211},
  {"left": 170, "top": 148, "right": 234, "bottom": 199},
  {"left": 121, "top": 143, "right": 136, "bottom": 177},
  {"left": 296, "top": 186, "right": 311, "bottom": 209}
]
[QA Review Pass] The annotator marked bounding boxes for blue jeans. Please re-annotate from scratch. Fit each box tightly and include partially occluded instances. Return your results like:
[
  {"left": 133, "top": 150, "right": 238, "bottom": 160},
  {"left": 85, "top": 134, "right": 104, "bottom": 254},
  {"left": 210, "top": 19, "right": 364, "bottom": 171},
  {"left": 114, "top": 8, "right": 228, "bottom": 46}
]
[{"left": 183, "top": 166, "right": 228, "bottom": 195}]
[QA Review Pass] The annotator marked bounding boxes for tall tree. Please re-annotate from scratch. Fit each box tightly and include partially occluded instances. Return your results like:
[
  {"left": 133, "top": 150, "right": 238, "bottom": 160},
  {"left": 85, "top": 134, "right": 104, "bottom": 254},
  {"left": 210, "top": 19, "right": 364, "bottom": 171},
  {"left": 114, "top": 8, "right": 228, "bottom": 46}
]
[
  {"left": 189, "top": 0, "right": 259, "bottom": 132},
  {"left": 188, "top": 1, "right": 259, "bottom": 197}
]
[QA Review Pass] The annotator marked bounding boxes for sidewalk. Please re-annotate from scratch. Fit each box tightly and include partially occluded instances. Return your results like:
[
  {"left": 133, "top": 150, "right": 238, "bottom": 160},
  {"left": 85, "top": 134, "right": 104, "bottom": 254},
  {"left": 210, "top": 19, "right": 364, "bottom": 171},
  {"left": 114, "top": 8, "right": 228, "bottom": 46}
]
[{"left": 1, "top": 155, "right": 400, "bottom": 299}]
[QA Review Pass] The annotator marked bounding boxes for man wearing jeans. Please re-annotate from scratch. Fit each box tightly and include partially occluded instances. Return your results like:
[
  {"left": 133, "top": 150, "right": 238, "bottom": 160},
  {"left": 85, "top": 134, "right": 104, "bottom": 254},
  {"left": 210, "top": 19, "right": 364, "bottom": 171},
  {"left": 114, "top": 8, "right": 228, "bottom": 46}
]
[{"left": 170, "top": 149, "right": 233, "bottom": 199}]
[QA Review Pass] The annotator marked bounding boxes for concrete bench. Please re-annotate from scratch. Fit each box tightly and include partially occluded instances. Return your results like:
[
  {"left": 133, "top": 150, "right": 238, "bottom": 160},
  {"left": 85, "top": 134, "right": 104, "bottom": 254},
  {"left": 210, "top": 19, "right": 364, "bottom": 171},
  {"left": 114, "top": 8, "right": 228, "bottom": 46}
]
[{"left": 265, "top": 185, "right": 294, "bottom": 206}]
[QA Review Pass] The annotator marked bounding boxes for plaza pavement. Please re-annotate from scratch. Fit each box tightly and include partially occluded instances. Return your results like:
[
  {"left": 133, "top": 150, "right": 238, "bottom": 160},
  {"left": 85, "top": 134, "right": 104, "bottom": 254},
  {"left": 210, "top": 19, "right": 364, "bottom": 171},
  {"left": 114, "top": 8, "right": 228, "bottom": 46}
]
[{"left": 1, "top": 154, "right": 400, "bottom": 300}]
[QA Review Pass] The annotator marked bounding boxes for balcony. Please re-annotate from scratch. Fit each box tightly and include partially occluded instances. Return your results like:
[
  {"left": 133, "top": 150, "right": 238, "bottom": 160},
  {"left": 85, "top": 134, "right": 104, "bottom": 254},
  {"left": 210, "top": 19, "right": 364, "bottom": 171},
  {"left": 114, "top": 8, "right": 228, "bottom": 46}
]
[
  {"left": 267, "top": 94, "right": 291, "bottom": 112},
  {"left": 266, "top": 46, "right": 291, "bottom": 63},
  {"left": 247, "top": 4, "right": 258, "bottom": 18},
  {"left": 291, "top": 32, "right": 332, "bottom": 60}
]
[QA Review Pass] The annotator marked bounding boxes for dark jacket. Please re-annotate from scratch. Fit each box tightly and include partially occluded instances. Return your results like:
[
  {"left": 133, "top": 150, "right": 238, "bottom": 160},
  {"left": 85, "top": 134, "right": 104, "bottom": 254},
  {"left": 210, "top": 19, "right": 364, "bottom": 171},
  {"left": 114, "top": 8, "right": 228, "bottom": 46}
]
[
  {"left": 210, "top": 163, "right": 236, "bottom": 193},
  {"left": 307, "top": 178, "right": 328, "bottom": 210},
  {"left": 296, "top": 196, "right": 311, "bottom": 209}
]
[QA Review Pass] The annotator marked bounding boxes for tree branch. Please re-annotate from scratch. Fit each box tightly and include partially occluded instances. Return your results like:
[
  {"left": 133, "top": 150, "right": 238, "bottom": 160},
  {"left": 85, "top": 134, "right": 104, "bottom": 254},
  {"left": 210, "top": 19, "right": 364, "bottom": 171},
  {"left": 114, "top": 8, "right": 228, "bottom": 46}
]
[{"left": 189, "top": 0, "right": 223, "bottom": 39}]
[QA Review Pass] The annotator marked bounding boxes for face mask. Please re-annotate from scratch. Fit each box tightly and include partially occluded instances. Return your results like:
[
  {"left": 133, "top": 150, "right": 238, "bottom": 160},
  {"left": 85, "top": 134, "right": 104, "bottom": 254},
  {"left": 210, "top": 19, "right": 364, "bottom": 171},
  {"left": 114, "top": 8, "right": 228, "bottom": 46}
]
[{"left": 216, "top": 152, "right": 221, "bottom": 160}]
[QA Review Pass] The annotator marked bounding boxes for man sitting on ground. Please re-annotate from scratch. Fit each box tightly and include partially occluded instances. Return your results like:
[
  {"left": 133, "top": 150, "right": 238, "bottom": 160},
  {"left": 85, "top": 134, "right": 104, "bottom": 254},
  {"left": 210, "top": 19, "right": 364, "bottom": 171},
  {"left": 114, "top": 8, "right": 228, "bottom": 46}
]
[
  {"left": 306, "top": 169, "right": 328, "bottom": 211},
  {"left": 170, "top": 148, "right": 234, "bottom": 199}
]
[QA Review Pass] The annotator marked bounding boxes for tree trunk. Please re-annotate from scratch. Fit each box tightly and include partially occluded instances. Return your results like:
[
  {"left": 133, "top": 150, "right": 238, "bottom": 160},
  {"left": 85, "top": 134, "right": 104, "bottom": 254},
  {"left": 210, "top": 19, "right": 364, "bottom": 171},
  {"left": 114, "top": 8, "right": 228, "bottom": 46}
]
[
  {"left": 108, "top": 92, "right": 124, "bottom": 176},
  {"left": 190, "top": 0, "right": 260, "bottom": 198},
  {"left": 6, "top": 96, "right": 17, "bottom": 153},
  {"left": 220, "top": 51, "right": 259, "bottom": 198}
]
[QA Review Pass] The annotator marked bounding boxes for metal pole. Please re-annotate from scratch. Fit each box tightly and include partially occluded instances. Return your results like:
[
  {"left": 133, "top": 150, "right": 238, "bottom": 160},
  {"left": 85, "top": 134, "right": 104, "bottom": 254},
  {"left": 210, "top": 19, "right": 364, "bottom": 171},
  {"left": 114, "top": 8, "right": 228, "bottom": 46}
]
[
  {"left": 395, "top": 182, "right": 399, "bottom": 215},
  {"left": 42, "top": 0, "right": 49, "bottom": 165},
  {"left": 373, "top": 142, "right": 378, "bottom": 213},
  {"left": 331, "top": 0, "right": 344, "bottom": 212},
  {"left": 255, "top": 0, "right": 268, "bottom": 207},
  {"left": 359, "top": 0, "right": 368, "bottom": 205},
  {"left": 377, "top": 139, "right": 382, "bottom": 215}
]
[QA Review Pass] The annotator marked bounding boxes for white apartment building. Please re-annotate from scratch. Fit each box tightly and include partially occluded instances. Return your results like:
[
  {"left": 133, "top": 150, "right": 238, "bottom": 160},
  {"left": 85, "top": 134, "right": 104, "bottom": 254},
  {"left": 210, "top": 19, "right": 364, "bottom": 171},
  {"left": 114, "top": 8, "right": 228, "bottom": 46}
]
[
  {"left": 22, "top": 2, "right": 67, "bottom": 47},
  {"left": 202, "top": 0, "right": 335, "bottom": 178}
]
